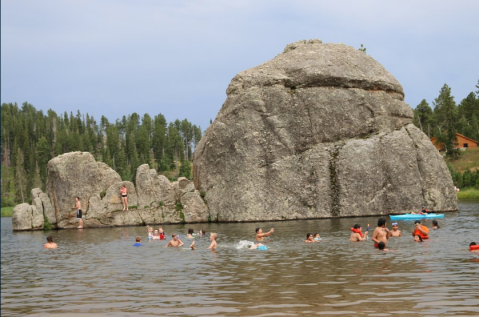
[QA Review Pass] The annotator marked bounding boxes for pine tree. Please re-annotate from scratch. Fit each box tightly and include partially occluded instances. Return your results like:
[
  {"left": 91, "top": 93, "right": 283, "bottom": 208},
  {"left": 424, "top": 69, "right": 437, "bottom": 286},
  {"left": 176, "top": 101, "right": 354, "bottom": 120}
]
[
  {"left": 15, "top": 148, "right": 27, "bottom": 203},
  {"left": 433, "top": 84, "right": 458, "bottom": 157}
]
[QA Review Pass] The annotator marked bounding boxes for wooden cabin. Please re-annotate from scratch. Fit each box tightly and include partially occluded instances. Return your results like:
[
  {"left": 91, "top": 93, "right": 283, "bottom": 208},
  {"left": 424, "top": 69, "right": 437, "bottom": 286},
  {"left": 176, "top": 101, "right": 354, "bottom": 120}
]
[{"left": 430, "top": 133, "right": 478, "bottom": 151}]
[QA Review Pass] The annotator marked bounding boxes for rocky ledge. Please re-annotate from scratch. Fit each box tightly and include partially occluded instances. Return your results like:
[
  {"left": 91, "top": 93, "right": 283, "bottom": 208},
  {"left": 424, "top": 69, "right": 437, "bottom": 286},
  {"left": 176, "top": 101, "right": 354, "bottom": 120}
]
[{"left": 12, "top": 152, "right": 208, "bottom": 231}]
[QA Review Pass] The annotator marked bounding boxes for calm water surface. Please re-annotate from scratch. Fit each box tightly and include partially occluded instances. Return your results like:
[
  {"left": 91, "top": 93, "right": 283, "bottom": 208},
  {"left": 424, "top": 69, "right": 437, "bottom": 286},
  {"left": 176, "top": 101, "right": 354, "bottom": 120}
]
[{"left": 2, "top": 201, "right": 479, "bottom": 316}]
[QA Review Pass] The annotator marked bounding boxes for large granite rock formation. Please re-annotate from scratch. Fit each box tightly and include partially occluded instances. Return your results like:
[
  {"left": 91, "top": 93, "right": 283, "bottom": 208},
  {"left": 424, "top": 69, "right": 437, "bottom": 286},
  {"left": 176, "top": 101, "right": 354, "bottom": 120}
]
[
  {"left": 193, "top": 39, "right": 457, "bottom": 221},
  {"left": 12, "top": 153, "right": 208, "bottom": 230}
]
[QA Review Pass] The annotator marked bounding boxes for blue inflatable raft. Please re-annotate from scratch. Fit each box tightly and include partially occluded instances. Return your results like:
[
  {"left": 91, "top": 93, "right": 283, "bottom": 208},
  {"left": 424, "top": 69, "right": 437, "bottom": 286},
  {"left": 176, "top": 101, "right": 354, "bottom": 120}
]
[{"left": 389, "top": 213, "right": 445, "bottom": 220}]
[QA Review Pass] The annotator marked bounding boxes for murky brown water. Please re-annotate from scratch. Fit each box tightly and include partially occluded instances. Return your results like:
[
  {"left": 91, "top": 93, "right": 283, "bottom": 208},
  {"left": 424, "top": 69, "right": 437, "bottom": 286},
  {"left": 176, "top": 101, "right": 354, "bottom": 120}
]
[{"left": 2, "top": 201, "right": 479, "bottom": 316}]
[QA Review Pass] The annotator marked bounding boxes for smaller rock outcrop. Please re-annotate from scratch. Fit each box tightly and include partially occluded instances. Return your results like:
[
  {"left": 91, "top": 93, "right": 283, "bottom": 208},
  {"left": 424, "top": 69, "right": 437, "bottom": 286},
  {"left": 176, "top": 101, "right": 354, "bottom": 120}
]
[{"left": 12, "top": 153, "right": 209, "bottom": 231}]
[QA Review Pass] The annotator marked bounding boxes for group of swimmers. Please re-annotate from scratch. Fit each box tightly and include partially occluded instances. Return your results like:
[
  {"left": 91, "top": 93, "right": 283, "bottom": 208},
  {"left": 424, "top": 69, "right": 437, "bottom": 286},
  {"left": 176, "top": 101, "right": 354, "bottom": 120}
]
[
  {"left": 348, "top": 216, "right": 478, "bottom": 252},
  {"left": 43, "top": 212, "right": 479, "bottom": 252}
]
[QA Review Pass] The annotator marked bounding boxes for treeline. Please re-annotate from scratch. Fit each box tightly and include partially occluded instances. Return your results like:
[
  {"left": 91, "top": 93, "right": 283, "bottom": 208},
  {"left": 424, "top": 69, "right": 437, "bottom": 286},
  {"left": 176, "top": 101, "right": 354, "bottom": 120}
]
[
  {"left": 413, "top": 79, "right": 479, "bottom": 156},
  {"left": 1, "top": 102, "right": 202, "bottom": 206},
  {"left": 448, "top": 165, "right": 479, "bottom": 190}
]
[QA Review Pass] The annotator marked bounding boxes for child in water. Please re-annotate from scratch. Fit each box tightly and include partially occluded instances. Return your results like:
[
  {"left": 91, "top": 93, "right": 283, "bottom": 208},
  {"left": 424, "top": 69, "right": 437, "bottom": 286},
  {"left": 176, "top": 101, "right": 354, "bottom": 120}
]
[
  {"left": 187, "top": 228, "right": 195, "bottom": 239},
  {"left": 470, "top": 242, "right": 479, "bottom": 252},
  {"left": 159, "top": 227, "right": 165, "bottom": 239},
  {"left": 305, "top": 233, "right": 315, "bottom": 243},
  {"left": 313, "top": 233, "right": 322, "bottom": 241},
  {"left": 432, "top": 220, "right": 440, "bottom": 229},
  {"left": 146, "top": 225, "right": 154, "bottom": 239},
  {"left": 166, "top": 234, "right": 184, "bottom": 247},
  {"left": 414, "top": 235, "right": 423, "bottom": 242},
  {"left": 250, "top": 243, "right": 268, "bottom": 250},
  {"left": 190, "top": 233, "right": 218, "bottom": 250},
  {"left": 377, "top": 241, "right": 389, "bottom": 251}
]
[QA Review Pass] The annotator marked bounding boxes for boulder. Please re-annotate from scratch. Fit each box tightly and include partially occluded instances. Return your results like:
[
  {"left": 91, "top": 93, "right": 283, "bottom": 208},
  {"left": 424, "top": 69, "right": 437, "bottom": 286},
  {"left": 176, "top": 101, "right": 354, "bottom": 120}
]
[
  {"left": 46, "top": 152, "right": 121, "bottom": 228},
  {"left": 12, "top": 203, "right": 43, "bottom": 231},
  {"left": 39, "top": 192, "right": 56, "bottom": 227},
  {"left": 193, "top": 39, "right": 457, "bottom": 221},
  {"left": 136, "top": 164, "right": 175, "bottom": 207}
]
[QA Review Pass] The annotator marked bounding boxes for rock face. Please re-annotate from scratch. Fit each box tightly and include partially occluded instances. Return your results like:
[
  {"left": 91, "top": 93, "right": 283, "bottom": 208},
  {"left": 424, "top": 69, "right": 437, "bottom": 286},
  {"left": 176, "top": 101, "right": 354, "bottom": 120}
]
[
  {"left": 12, "top": 153, "right": 208, "bottom": 230},
  {"left": 193, "top": 39, "right": 457, "bottom": 221}
]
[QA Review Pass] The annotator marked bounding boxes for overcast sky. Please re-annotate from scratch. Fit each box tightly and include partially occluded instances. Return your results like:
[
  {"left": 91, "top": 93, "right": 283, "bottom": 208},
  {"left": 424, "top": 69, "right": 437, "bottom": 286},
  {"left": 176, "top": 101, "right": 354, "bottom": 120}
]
[{"left": 2, "top": 1, "right": 478, "bottom": 131}]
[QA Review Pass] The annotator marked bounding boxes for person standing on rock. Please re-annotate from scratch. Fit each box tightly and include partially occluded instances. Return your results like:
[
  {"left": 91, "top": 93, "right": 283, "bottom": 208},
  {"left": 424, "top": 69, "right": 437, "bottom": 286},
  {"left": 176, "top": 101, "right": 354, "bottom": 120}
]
[
  {"left": 120, "top": 185, "right": 128, "bottom": 211},
  {"left": 372, "top": 218, "right": 389, "bottom": 248},
  {"left": 73, "top": 197, "right": 83, "bottom": 229},
  {"left": 256, "top": 227, "right": 274, "bottom": 241}
]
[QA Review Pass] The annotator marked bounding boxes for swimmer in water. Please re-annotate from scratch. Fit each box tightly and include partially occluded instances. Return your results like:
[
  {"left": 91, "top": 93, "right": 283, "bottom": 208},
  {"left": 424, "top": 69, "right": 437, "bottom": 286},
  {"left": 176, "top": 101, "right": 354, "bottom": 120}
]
[
  {"left": 187, "top": 228, "right": 195, "bottom": 239},
  {"left": 159, "top": 227, "right": 165, "bottom": 239},
  {"left": 43, "top": 236, "right": 58, "bottom": 249},
  {"left": 191, "top": 233, "right": 218, "bottom": 250},
  {"left": 256, "top": 227, "right": 274, "bottom": 241},
  {"left": 372, "top": 218, "right": 389, "bottom": 248},
  {"left": 166, "top": 234, "right": 184, "bottom": 247},
  {"left": 313, "top": 233, "right": 322, "bottom": 241},
  {"left": 305, "top": 233, "right": 315, "bottom": 243},
  {"left": 414, "top": 235, "right": 423, "bottom": 242},
  {"left": 250, "top": 243, "right": 268, "bottom": 250},
  {"left": 350, "top": 224, "right": 368, "bottom": 242},
  {"left": 377, "top": 241, "right": 390, "bottom": 251},
  {"left": 152, "top": 229, "right": 161, "bottom": 239},
  {"left": 146, "top": 225, "right": 153, "bottom": 239},
  {"left": 133, "top": 236, "right": 142, "bottom": 246},
  {"left": 388, "top": 222, "right": 402, "bottom": 237},
  {"left": 432, "top": 220, "right": 440, "bottom": 230},
  {"left": 470, "top": 242, "right": 479, "bottom": 252}
]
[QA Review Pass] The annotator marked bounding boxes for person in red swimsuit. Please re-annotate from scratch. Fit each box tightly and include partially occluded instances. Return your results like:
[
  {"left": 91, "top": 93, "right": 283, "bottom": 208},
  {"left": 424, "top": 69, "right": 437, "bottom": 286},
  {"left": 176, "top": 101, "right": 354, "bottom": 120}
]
[{"left": 120, "top": 185, "right": 128, "bottom": 211}]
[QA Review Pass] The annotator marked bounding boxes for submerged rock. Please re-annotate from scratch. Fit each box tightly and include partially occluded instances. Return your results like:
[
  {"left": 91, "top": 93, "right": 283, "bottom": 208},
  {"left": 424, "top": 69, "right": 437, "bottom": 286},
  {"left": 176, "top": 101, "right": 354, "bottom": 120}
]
[{"left": 193, "top": 39, "right": 457, "bottom": 221}]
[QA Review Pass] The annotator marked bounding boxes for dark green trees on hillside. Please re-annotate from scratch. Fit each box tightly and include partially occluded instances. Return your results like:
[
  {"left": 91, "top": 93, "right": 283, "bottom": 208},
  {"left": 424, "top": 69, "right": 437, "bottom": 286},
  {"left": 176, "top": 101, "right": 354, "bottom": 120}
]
[
  {"left": 0, "top": 103, "right": 202, "bottom": 206},
  {"left": 413, "top": 80, "right": 479, "bottom": 157}
]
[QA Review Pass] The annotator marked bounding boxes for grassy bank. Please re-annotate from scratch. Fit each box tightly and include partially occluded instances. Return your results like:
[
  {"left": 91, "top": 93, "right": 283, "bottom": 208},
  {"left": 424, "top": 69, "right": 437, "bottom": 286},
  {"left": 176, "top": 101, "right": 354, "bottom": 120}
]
[
  {"left": 1, "top": 207, "right": 14, "bottom": 217},
  {"left": 447, "top": 148, "right": 479, "bottom": 173},
  {"left": 457, "top": 187, "right": 479, "bottom": 200}
]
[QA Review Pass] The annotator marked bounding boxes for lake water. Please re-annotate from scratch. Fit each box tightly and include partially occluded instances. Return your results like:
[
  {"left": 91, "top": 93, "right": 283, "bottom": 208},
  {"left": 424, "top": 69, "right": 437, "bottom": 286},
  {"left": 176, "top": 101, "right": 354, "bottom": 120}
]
[{"left": 1, "top": 201, "right": 479, "bottom": 316}]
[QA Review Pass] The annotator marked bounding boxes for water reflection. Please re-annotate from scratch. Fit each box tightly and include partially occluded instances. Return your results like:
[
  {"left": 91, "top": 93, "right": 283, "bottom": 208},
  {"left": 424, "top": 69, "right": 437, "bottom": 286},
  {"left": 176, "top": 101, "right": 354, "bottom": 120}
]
[{"left": 1, "top": 201, "right": 479, "bottom": 316}]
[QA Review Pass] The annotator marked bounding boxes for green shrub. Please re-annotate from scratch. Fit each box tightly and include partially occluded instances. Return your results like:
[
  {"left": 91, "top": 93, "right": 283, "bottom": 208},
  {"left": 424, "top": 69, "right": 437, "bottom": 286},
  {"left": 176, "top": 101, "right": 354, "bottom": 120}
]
[
  {"left": 100, "top": 191, "right": 106, "bottom": 199},
  {"left": 144, "top": 205, "right": 149, "bottom": 209},
  {"left": 44, "top": 217, "right": 52, "bottom": 231},
  {"left": 159, "top": 201, "right": 164, "bottom": 207},
  {"left": 129, "top": 205, "right": 138, "bottom": 209},
  {"left": 175, "top": 202, "right": 183, "bottom": 211},
  {"left": 200, "top": 191, "right": 206, "bottom": 198},
  {"left": 179, "top": 211, "right": 185, "bottom": 223}
]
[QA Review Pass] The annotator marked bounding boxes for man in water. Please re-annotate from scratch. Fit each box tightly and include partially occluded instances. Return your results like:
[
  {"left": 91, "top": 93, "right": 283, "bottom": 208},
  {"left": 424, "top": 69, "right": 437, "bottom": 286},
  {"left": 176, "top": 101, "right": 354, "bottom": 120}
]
[
  {"left": 256, "top": 227, "right": 274, "bottom": 241},
  {"left": 388, "top": 222, "right": 402, "bottom": 237},
  {"left": 350, "top": 224, "right": 368, "bottom": 242},
  {"left": 166, "top": 234, "right": 184, "bottom": 247},
  {"left": 412, "top": 220, "right": 429, "bottom": 239},
  {"left": 372, "top": 218, "right": 389, "bottom": 248},
  {"left": 43, "top": 236, "right": 58, "bottom": 249}
]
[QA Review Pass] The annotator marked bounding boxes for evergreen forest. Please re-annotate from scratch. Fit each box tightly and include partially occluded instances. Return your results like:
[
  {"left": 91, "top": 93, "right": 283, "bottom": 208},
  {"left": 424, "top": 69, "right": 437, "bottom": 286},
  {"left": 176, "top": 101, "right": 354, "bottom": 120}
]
[{"left": 1, "top": 102, "right": 202, "bottom": 207}]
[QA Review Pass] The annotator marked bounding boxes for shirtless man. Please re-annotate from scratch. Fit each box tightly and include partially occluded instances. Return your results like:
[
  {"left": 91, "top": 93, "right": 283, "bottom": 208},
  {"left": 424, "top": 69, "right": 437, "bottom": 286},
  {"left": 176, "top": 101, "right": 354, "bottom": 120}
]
[
  {"left": 372, "top": 218, "right": 389, "bottom": 248},
  {"left": 350, "top": 224, "right": 368, "bottom": 242},
  {"left": 388, "top": 222, "right": 402, "bottom": 237},
  {"left": 256, "top": 227, "right": 274, "bottom": 241},
  {"left": 72, "top": 197, "right": 83, "bottom": 229},
  {"left": 166, "top": 234, "right": 184, "bottom": 247},
  {"left": 43, "top": 236, "right": 58, "bottom": 249}
]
